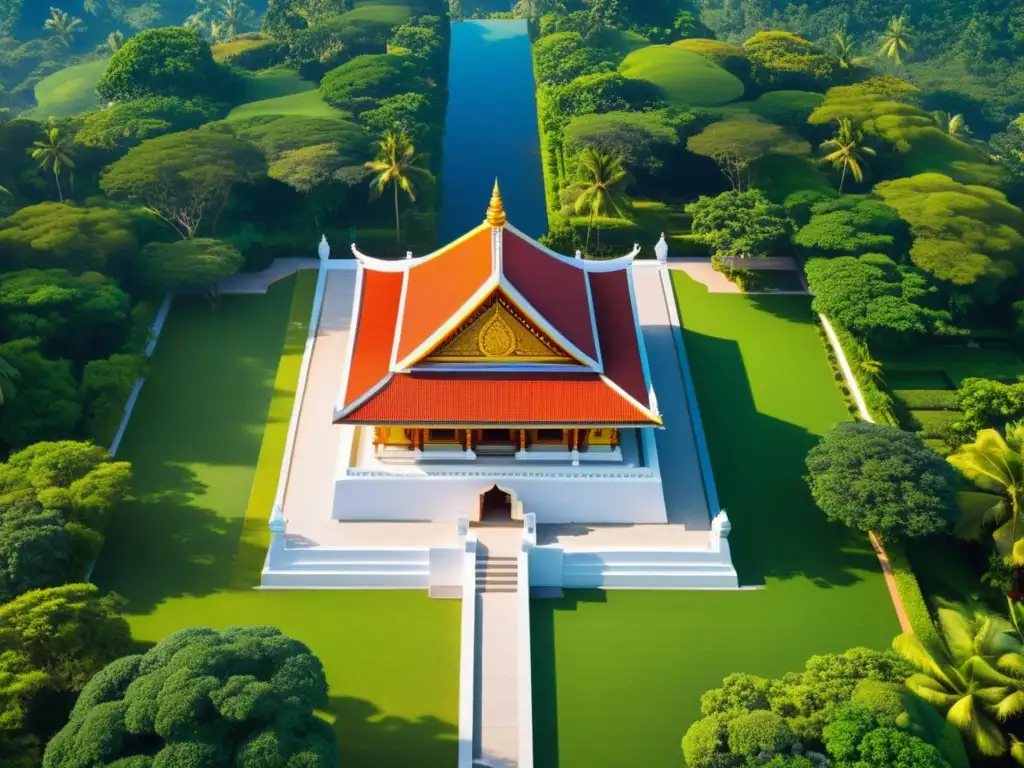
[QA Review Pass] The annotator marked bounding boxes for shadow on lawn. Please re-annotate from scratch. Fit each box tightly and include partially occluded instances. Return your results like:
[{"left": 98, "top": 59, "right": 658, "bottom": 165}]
[
  {"left": 682, "top": 328, "right": 880, "bottom": 589},
  {"left": 330, "top": 696, "right": 457, "bottom": 767},
  {"left": 530, "top": 590, "right": 607, "bottom": 768}
]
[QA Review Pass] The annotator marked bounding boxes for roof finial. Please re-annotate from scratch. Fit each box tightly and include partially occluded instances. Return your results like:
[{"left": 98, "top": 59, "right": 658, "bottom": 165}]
[{"left": 486, "top": 178, "right": 507, "bottom": 228}]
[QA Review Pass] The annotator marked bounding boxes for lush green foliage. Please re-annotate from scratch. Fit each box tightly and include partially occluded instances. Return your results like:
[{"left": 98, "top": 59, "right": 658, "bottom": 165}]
[
  {"left": 742, "top": 31, "right": 837, "bottom": 92},
  {"left": 0, "top": 341, "right": 81, "bottom": 453},
  {"left": 97, "top": 27, "right": 230, "bottom": 103},
  {"left": 43, "top": 626, "right": 338, "bottom": 766},
  {"left": 137, "top": 238, "right": 243, "bottom": 305},
  {"left": 320, "top": 53, "right": 425, "bottom": 114},
  {"left": 81, "top": 354, "right": 144, "bottom": 445},
  {"left": 74, "top": 97, "right": 225, "bottom": 151},
  {"left": 955, "top": 377, "right": 1024, "bottom": 434},
  {"left": 686, "top": 115, "right": 809, "bottom": 189},
  {"left": 618, "top": 44, "right": 744, "bottom": 108},
  {"left": 805, "top": 421, "right": 958, "bottom": 539},
  {"left": 687, "top": 188, "right": 792, "bottom": 261},
  {"left": 794, "top": 195, "right": 906, "bottom": 257}
]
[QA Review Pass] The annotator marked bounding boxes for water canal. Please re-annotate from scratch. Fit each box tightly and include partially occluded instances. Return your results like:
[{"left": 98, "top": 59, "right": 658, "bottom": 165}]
[{"left": 439, "top": 20, "right": 548, "bottom": 241}]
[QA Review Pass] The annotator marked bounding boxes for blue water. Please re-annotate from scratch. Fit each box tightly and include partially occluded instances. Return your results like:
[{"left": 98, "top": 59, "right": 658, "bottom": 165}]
[{"left": 439, "top": 20, "right": 548, "bottom": 241}]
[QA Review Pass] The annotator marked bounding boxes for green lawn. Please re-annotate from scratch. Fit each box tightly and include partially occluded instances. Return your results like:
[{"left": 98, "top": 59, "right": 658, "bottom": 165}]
[
  {"left": 531, "top": 272, "right": 900, "bottom": 768},
  {"left": 22, "top": 58, "right": 108, "bottom": 120},
  {"left": 224, "top": 89, "right": 346, "bottom": 122},
  {"left": 92, "top": 275, "right": 460, "bottom": 766},
  {"left": 240, "top": 66, "right": 316, "bottom": 102},
  {"left": 619, "top": 45, "right": 744, "bottom": 108}
]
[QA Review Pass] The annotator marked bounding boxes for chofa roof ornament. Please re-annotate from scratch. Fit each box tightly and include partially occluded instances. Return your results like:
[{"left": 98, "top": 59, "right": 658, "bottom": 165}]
[{"left": 485, "top": 178, "right": 507, "bottom": 228}]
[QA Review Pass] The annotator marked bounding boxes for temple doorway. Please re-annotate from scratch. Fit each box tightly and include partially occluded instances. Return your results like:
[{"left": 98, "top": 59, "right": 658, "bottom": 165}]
[{"left": 479, "top": 485, "right": 513, "bottom": 524}]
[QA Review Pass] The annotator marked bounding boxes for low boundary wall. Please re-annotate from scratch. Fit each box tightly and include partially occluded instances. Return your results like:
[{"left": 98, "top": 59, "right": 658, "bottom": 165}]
[{"left": 457, "top": 534, "right": 478, "bottom": 768}]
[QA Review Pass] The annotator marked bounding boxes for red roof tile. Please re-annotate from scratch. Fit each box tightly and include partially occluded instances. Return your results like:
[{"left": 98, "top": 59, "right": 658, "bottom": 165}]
[
  {"left": 589, "top": 270, "right": 648, "bottom": 405},
  {"left": 394, "top": 227, "right": 493, "bottom": 362},
  {"left": 340, "top": 372, "right": 657, "bottom": 425},
  {"left": 342, "top": 269, "right": 403, "bottom": 408},
  {"left": 501, "top": 231, "right": 598, "bottom": 360}
]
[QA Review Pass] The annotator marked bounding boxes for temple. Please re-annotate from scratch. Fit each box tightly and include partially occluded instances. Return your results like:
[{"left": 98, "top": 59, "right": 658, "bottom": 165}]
[{"left": 333, "top": 181, "right": 669, "bottom": 523}]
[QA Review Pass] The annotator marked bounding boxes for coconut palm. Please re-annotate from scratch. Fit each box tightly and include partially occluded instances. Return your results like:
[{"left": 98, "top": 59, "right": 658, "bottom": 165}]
[
  {"left": 30, "top": 123, "right": 75, "bottom": 202},
  {"left": 819, "top": 118, "right": 876, "bottom": 193},
  {"left": 82, "top": 0, "right": 102, "bottom": 16},
  {"left": 931, "top": 110, "right": 972, "bottom": 139},
  {"left": 44, "top": 7, "right": 86, "bottom": 48},
  {"left": 219, "top": 0, "right": 253, "bottom": 38},
  {"left": 833, "top": 31, "right": 865, "bottom": 69},
  {"left": 948, "top": 427, "right": 1024, "bottom": 556},
  {"left": 364, "top": 131, "right": 434, "bottom": 255},
  {"left": 572, "top": 147, "right": 631, "bottom": 252},
  {"left": 185, "top": 0, "right": 226, "bottom": 38},
  {"left": 107, "top": 29, "right": 123, "bottom": 53},
  {"left": 0, "top": 356, "right": 18, "bottom": 406},
  {"left": 879, "top": 15, "right": 912, "bottom": 67},
  {"left": 894, "top": 607, "right": 1024, "bottom": 759}
]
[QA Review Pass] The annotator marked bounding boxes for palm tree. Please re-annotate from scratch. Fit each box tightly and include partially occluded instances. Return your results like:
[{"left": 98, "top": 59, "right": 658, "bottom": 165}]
[
  {"left": 893, "top": 607, "right": 1024, "bottom": 759},
  {"left": 0, "top": 356, "right": 19, "bottom": 406},
  {"left": 879, "top": 15, "right": 912, "bottom": 67},
  {"left": 932, "top": 111, "right": 972, "bottom": 139},
  {"left": 30, "top": 123, "right": 75, "bottom": 202},
  {"left": 106, "top": 29, "right": 123, "bottom": 53},
  {"left": 185, "top": 0, "right": 226, "bottom": 38},
  {"left": 833, "top": 31, "right": 865, "bottom": 69},
  {"left": 82, "top": 0, "right": 102, "bottom": 16},
  {"left": 219, "top": 0, "right": 253, "bottom": 39},
  {"left": 819, "top": 118, "right": 876, "bottom": 193},
  {"left": 43, "top": 7, "right": 85, "bottom": 48},
  {"left": 364, "top": 131, "right": 433, "bottom": 255},
  {"left": 948, "top": 427, "right": 1024, "bottom": 556},
  {"left": 572, "top": 147, "right": 631, "bottom": 252}
]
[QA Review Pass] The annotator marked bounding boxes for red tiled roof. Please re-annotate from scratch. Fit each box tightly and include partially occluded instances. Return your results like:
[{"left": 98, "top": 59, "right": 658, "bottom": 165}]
[
  {"left": 501, "top": 231, "right": 598, "bottom": 360},
  {"left": 589, "top": 270, "right": 648, "bottom": 404},
  {"left": 394, "top": 227, "right": 493, "bottom": 362},
  {"left": 342, "top": 269, "right": 404, "bottom": 408},
  {"left": 342, "top": 373, "right": 656, "bottom": 424}
]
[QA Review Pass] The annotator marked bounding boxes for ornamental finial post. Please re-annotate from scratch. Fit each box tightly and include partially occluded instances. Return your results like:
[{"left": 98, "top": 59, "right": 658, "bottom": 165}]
[{"left": 486, "top": 178, "right": 507, "bottom": 228}]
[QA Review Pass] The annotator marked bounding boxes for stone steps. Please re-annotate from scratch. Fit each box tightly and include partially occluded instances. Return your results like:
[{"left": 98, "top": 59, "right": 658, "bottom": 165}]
[{"left": 477, "top": 555, "right": 518, "bottom": 593}]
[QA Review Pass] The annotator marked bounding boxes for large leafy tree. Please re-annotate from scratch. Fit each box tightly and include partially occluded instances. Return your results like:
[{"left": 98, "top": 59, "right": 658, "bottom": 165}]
[
  {"left": 97, "top": 27, "right": 230, "bottom": 102},
  {"left": 100, "top": 130, "right": 265, "bottom": 239},
  {"left": 793, "top": 195, "right": 907, "bottom": 258},
  {"left": 0, "top": 340, "right": 81, "bottom": 453},
  {"left": 686, "top": 188, "right": 792, "bottom": 262},
  {"left": 805, "top": 254, "right": 953, "bottom": 347},
  {"left": 0, "top": 203, "right": 136, "bottom": 274},
  {"left": 570, "top": 147, "right": 631, "bottom": 251},
  {"left": 74, "top": 97, "right": 224, "bottom": 152},
  {"left": 805, "top": 421, "right": 958, "bottom": 539},
  {"left": 947, "top": 426, "right": 1024, "bottom": 556},
  {"left": 137, "top": 238, "right": 243, "bottom": 308},
  {"left": 364, "top": 130, "right": 433, "bottom": 255},
  {"left": 893, "top": 607, "right": 1024, "bottom": 761},
  {"left": 742, "top": 30, "right": 838, "bottom": 90},
  {"left": 687, "top": 115, "right": 809, "bottom": 190},
  {"left": 0, "top": 505, "right": 71, "bottom": 604},
  {"left": 43, "top": 626, "right": 339, "bottom": 766}
]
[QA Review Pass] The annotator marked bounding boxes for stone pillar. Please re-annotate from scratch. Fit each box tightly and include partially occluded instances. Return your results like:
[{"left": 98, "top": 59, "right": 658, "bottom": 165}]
[
  {"left": 654, "top": 232, "right": 668, "bottom": 264},
  {"left": 318, "top": 235, "right": 330, "bottom": 262},
  {"left": 520, "top": 429, "right": 527, "bottom": 450},
  {"left": 610, "top": 428, "right": 619, "bottom": 448},
  {"left": 571, "top": 428, "right": 580, "bottom": 466},
  {"left": 711, "top": 510, "right": 732, "bottom": 539},
  {"left": 268, "top": 503, "right": 287, "bottom": 566}
]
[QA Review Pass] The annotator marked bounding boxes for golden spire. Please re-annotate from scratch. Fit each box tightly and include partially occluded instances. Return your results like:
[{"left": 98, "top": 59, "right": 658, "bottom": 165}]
[{"left": 486, "top": 178, "right": 507, "bottom": 228}]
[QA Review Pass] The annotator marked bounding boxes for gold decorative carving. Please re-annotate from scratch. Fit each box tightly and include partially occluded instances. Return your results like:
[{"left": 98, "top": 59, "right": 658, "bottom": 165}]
[
  {"left": 426, "top": 294, "right": 577, "bottom": 363},
  {"left": 486, "top": 179, "right": 506, "bottom": 227}
]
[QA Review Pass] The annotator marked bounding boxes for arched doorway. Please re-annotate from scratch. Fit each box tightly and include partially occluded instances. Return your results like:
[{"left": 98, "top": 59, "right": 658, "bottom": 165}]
[{"left": 479, "top": 485, "right": 513, "bottom": 524}]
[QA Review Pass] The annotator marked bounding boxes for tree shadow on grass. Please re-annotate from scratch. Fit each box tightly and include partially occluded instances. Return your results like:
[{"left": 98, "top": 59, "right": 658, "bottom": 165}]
[
  {"left": 681, "top": 328, "right": 880, "bottom": 589},
  {"left": 91, "top": 462, "right": 245, "bottom": 614},
  {"left": 328, "top": 696, "right": 457, "bottom": 768}
]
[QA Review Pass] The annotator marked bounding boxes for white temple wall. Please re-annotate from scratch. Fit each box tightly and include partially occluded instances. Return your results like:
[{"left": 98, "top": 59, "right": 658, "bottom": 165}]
[{"left": 332, "top": 474, "right": 668, "bottom": 524}]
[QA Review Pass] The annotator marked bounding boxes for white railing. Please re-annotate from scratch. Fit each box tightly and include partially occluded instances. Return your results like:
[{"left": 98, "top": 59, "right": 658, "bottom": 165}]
[
  {"left": 457, "top": 533, "right": 478, "bottom": 768},
  {"left": 346, "top": 466, "right": 654, "bottom": 479}
]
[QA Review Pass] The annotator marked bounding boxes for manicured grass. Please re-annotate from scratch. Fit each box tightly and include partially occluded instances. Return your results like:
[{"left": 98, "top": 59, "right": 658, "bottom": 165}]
[
  {"left": 588, "top": 27, "right": 649, "bottom": 60},
  {"left": 619, "top": 45, "right": 744, "bottom": 108},
  {"left": 532, "top": 272, "right": 900, "bottom": 768},
  {"left": 343, "top": 2, "right": 414, "bottom": 23},
  {"left": 224, "top": 89, "right": 344, "bottom": 122},
  {"left": 212, "top": 35, "right": 275, "bottom": 63},
  {"left": 92, "top": 274, "right": 459, "bottom": 765},
  {"left": 22, "top": 58, "right": 108, "bottom": 120},
  {"left": 240, "top": 66, "right": 315, "bottom": 102}
]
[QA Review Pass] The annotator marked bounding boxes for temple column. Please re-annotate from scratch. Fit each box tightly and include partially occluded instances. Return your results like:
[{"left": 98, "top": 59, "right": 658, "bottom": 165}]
[
  {"left": 610, "top": 428, "right": 619, "bottom": 449},
  {"left": 571, "top": 428, "right": 580, "bottom": 466},
  {"left": 520, "top": 429, "right": 527, "bottom": 451}
]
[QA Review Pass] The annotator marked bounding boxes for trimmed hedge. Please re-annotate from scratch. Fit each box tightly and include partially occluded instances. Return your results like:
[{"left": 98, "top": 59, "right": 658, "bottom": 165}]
[
  {"left": 892, "top": 388, "right": 958, "bottom": 410},
  {"left": 886, "top": 540, "right": 941, "bottom": 647},
  {"left": 908, "top": 409, "right": 962, "bottom": 439}
]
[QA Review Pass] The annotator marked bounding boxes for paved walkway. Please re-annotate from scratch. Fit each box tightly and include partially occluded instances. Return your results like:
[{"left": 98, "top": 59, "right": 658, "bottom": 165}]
[
  {"left": 217, "top": 257, "right": 321, "bottom": 295},
  {"left": 474, "top": 527, "right": 522, "bottom": 767},
  {"left": 666, "top": 258, "right": 809, "bottom": 296},
  {"left": 633, "top": 266, "right": 711, "bottom": 529}
]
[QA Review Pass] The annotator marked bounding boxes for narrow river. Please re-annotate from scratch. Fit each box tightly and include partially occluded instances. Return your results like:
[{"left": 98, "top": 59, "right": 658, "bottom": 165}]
[{"left": 439, "top": 20, "right": 548, "bottom": 241}]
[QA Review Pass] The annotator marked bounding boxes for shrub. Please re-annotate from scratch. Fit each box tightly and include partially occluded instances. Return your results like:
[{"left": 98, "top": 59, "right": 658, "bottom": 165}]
[
  {"left": 908, "top": 408, "right": 962, "bottom": 439},
  {"left": 682, "top": 715, "right": 728, "bottom": 768},
  {"left": 727, "top": 710, "right": 796, "bottom": 757},
  {"left": 955, "top": 377, "right": 1024, "bottom": 432},
  {"left": 742, "top": 31, "right": 837, "bottom": 91},
  {"left": 619, "top": 45, "right": 744, "bottom": 107},
  {"left": 319, "top": 54, "right": 425, "bottom": 114},
  {"left": 884, "top": 542, "right": 942, "bottom": 647},
  {"left": 892, "top": 389, "right": 959, "bottom": 410}
]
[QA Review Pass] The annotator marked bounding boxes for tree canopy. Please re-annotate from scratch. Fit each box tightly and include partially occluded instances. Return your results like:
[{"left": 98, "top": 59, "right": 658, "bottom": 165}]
[
  {"left": 687, "top": 188, "right": 793, "bottom": 261},
  {"left": 74, "top": 97, "right": 225, "bottom": 151},
  {"left": 805, "top": 421, "right": 958, "bottom": 539},
  {"left": 793, "top": 195, "right": 907, "bottom": 257},
  {"left": 686, "top": 114, "right": 809, "bottom": 190},
  {"left": 97, "top": 27, "right": 231, "bottom": 103},
  {"left": 137, "top": 238, "right": 243, "bottom": 306},
  {"left": 0, "top": 204, "right": 136, "bottom": 275},
  {"left": 319, "top": 54, "right": 426, "bottom": 114},
  {"left": 43, "top": 626, "right": 339, "bottom": 767},
  {"left": 742, "top": 31, "right": 837, "bottom": 91},
  {"left": 0, "top": 340, "right": 81, "bottom": 453},
  {"left": 100, "top": 130, "right": 265, "bottom": 240},
  {"left": 805, "top": 254, "right": 953, "bottom": 347}
]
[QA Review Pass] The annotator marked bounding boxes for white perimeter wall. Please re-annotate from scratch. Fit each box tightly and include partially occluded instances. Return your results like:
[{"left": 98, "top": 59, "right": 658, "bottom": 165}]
[{"left": 333, "top": 474, "right": 667, "bottom": 524}]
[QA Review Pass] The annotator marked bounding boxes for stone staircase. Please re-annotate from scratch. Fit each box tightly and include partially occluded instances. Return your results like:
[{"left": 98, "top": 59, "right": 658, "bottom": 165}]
[
  {"left": 476, "top": 555, "right": 517, "bottom": 593},
  {"left": 260, "top": 547, "right": 430, "bottom": 588},
  {"left": 560, "top": 549, "right": 737, "bottom": 589}
]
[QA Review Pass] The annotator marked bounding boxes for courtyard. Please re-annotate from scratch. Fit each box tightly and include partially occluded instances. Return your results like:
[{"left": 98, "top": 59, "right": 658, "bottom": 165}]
[{"left": 529, "top": 271, "right": 901, "bottom": 767}]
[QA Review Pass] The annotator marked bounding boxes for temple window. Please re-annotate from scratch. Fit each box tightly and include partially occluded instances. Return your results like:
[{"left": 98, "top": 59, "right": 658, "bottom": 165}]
[
  {"left": 480, "top": 429, "right": 513, "bottom": 443},
  {"left": 534, "top": 429, "right": 565, "bottom": 444},
  {"left": 426, "top": 428, "right": 458, "bottom": 443}
]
